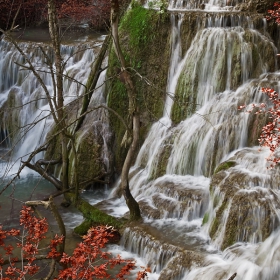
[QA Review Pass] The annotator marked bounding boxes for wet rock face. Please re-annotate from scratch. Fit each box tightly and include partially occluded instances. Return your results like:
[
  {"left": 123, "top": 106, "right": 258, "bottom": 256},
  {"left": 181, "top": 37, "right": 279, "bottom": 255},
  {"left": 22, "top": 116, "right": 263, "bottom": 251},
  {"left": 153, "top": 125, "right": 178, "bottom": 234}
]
[
  {"left": 158, "top": 251, "right": 204, "bottom": 280},
  {"left": 138, "top": 176, "right": 209, "bottom": 220},
  {"left": 207, "top": 149, "right": 280, "bottom": 250},
  {"left": 45, "top": 117, "right": 113, "bottom": 189},
  {"left": 107, "top": 5, "right": 171, "bottom": 172},
  {"left": 235, "top": 0, "right": 275, "bottom": 13},
  {"left": 0, "top": 87, "right": 22, "bottom": 146},
  {"left": 121, "top": 225, "right": 205, "bottom": 278},
  {"left": 172, "top": 24, "right": 276, "bottom": 125}
]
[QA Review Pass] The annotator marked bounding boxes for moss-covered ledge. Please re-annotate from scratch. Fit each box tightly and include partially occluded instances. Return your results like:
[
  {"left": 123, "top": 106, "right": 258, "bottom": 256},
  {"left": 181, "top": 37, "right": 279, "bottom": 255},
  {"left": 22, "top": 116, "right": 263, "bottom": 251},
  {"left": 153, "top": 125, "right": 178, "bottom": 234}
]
[{"left": 65, "top": 193, "right": 126, "bottom": 235}]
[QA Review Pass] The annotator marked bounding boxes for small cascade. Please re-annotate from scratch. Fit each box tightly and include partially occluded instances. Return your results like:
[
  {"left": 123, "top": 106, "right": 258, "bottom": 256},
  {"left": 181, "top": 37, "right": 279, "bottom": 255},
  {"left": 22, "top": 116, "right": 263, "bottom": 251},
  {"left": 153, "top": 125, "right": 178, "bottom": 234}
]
[
  {"left": 145, "top": 0, "right": 248, "bottom": 11},
  {"left": 0, "top": 38, "right": 101, "bottom": 176},
  {"left": 121, "top": 227, "right": 179, "bottom": 273},
  {"left": 131, "top": 174, "right": 209, "bottom": 220},
  {"left": 133, "top": 13, "right": 183, "bottom": 176},
  {"left": 204, "top": 146, "right": 280, "bottom": 251},
  {"left": 183, "top": 226, "right": 280, "bottom": 279}
]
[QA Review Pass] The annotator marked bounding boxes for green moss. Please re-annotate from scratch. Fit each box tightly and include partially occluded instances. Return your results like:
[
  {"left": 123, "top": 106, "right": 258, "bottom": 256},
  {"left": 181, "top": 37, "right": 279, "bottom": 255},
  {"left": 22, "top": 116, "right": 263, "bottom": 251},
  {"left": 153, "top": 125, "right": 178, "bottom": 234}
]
[
  {"left": 120, "top": 5, "right": 154, "bottom": 50},
  {"left": 209, "top": 217, "right": 219, "bottom": 238},
  {"left": 209, "top": 199, "right": 228, "bottom": 238},
  {"left": 68, "top": 130, "right": 103, "bottom": 188},
  {"left": 106, "top": 71, "right": 129, "bottom": 171},
  {"left": 213, "top": 195, "right": 220, "bottom": 208},
  {"left": 222, "top": 218, "right": 238, "bottom": 250},
  {"left": 150, "top": 142, "right": 172, "bottom": 180},
  {"left": 214, "top": 161, "right": 236, "bottom": 174},
  {"left": 171, "top": 69, "right": 198, "bottom": 124},
  {"left": 202, "top": 212, "right": 209, "bottom": 225},
  {"left": 74, "top": 219, "right": 92, "bottom": 235},
  {"left": 66, "top": 193, "right": 124, "bottom": 229}
]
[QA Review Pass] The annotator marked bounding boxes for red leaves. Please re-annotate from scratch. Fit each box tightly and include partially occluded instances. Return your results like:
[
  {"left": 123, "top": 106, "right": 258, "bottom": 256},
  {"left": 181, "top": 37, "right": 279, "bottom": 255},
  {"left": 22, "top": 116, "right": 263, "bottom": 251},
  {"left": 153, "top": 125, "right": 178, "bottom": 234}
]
[
  {"left": 55, "top": 226, "right": 139, "bottom": 280},
  {"left": 47, "top": 234, "right": 64, "bottom": 259},
  {"left": 267, "top": 2, "right": 280, "bottom": 24},
  {"left": 0, "top": 205, "right": 56, "bottom": 279},
  {"left": 239, "top": 87, "right": 280, "bottom": 167},
  {"left": 0, "top": 0, "right": 48, "bottom": 30},
  {"left": 0, "top": 206, "right": 148, "bottom": 279}
]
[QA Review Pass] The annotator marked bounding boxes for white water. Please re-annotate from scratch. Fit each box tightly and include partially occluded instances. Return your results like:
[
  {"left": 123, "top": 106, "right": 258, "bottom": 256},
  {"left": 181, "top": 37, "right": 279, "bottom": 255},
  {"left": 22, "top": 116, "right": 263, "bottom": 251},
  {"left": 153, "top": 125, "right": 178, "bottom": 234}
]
[
  {"left": 0, "top": 37, "right": 102, "bottom": 178},
  {"left": 1, "top": 6, "right": 280, "bottom": 280},
  {"left": 104, "top": 10, "right": 280, "bottom": 280},
  {"left": 145, "top": 0, "right": 248, "bottom": 11}
]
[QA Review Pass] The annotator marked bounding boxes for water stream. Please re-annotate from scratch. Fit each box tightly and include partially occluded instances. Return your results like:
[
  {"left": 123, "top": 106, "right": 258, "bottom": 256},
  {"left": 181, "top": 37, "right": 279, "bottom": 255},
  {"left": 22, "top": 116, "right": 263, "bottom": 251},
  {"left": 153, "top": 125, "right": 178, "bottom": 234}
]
[{"left": 1, "top": 2, "right": 280, "bottom": 279}]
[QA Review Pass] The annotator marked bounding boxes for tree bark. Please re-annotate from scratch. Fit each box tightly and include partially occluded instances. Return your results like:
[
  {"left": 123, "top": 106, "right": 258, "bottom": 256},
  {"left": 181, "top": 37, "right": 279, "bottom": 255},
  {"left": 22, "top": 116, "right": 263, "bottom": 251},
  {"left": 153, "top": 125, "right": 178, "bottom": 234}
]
[
  {"left": 48, "top": 0, "right": 69, "bottom": 192},
  {"left": 74, "top": 34, "right": 111, "bottom": 133},
  {"left": 110, "top": 0, "right": 141, "bottom": 221},
  {"left": 24, "top": 160, "right": 62, "bottom": 190}
]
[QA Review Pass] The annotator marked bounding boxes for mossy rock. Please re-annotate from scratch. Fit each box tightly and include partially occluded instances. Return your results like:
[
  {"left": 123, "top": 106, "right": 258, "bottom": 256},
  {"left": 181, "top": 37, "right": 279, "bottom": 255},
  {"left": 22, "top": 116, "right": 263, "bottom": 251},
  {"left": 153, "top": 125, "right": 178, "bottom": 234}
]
[
  {"left": 208, "top": 152, "right": 280, "bottom": 250},
  {"left": 106, "top": 4, "right": 170, "bottom": 172},
  {"left": 44, "top": 109, "right": 110, "bottom": 189},
  {"left": 149, "top": 134, "right": 174, "bottom": 179},
  {"left": 214, "top": 160, "right": 237, "bottom": 174},
  {"left": 202, "top": 212, "right": 209, "bottom": 225},
  {"left": 66, "top": 193, "right": 124, "bottom": 232},
  {"left": 68, "top": 129, "right": 104, "bottom": 188},
  {"left": 74, "top": 219, "right": 93, "bottom": 235},
  {"left": 247, "top": 107, "right": 269, "bottom": 147},
  {"left": 209, "top": 198, "right": 229, "bottom": 238}
]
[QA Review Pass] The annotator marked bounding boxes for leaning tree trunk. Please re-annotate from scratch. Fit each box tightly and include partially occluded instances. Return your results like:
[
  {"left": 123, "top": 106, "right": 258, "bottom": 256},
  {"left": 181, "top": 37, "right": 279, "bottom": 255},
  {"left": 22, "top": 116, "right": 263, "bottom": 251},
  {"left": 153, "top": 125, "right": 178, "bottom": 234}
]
[{"left": 110, "top": 0, "right": 141, "bottom": 221}]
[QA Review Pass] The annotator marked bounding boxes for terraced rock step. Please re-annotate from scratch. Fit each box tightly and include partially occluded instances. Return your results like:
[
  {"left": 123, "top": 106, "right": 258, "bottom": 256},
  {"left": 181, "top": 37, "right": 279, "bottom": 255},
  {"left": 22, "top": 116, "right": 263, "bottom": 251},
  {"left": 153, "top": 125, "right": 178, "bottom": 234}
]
[{"left": 121, "top": 224, "right": 206, "bottom": 278}]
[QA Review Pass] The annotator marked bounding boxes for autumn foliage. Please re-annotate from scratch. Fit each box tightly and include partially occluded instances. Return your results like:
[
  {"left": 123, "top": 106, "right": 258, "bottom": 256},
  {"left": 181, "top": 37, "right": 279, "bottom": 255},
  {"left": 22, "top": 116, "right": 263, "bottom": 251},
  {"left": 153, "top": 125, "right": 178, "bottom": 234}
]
[
  {"left": 0, "top": 206, "right": 148, "bottom": 279},
  {"left": 267, "top": 2, "right": 280, "bottom": 24},
  {"left": 239, "top": 87, "right": 280, "bottom": 167},
  {"left": 0, "top": 0, "right": 112, "bottom": 31},
  {"left": 238, "top": 3, "right": 280, "bottom": 167}
]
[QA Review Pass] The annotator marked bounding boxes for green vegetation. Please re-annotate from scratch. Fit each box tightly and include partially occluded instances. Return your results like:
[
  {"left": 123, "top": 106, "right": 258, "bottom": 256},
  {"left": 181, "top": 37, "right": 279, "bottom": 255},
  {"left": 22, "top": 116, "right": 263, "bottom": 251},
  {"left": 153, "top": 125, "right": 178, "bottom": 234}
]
[
  {"left": 65, "top": 193, "right": 124, "bottom": 235},
  {"left": 202, "top": 212, "right": 209, "bottom": 225},
  {"left": 213, "top": 161, "right": 236, "bottom": 174},
  {"left": 120, "top": 3, "right": 154, "bottom": 50},
  {"left": 209, "top": 199, "right": 228, "bottom": 238}
]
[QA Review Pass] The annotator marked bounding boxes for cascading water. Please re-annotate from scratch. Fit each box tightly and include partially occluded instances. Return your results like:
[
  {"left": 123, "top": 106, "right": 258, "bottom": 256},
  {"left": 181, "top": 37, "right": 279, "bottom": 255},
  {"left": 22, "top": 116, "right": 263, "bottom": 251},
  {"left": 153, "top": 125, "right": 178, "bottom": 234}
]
[
  {"left": 1, "top": 2, "right": 280, "bottom": 280},
  {"left": 0, "top": 33, "right": 111, "bottom": 233},
  {"left": 0, "top": 36, "right": 103, "bottom": 177},
  {"left": 103, "top": 2, "right": 280, "bottom": 279}
]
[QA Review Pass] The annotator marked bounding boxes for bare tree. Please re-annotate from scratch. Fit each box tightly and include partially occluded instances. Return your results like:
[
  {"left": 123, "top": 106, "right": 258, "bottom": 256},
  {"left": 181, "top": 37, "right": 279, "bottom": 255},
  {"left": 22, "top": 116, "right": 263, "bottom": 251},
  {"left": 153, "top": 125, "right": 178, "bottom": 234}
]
[{"left": 110, "top": 0, "right": 142, "bottom": 221}]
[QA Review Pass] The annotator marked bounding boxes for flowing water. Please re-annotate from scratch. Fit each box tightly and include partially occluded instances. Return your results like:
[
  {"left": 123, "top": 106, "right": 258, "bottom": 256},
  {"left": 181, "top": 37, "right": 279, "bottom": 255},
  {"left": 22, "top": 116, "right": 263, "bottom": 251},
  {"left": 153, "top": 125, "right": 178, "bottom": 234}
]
[
  {"left": 0, "top": 31, "right": 106, "bottom": 245},
  {"left": 1, "top": 2, "right": 280, "bottom": 280},
  {"left": 106, "top": 4, "right": 280, "bottom": 280}
]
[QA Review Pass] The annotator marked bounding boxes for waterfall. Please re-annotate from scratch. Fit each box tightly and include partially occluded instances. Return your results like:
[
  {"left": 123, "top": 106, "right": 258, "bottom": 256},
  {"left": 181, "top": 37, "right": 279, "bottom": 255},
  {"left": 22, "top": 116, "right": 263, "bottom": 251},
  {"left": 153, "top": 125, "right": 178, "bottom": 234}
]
[
  {"left": 0, "top": 38, "right": 99, "bottom": 177},
  {"left": 105, "top": 2, "right": 280, "bottom": 279},
  {"left": 2, "top": 1, "right": 280, "bottom": 279}
]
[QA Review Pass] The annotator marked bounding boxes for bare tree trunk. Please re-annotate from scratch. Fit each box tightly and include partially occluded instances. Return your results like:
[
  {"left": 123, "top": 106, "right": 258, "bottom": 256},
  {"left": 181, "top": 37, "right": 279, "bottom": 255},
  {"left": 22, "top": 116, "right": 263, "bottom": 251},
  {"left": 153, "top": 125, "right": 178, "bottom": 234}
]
[
  {"left": 110, "top": 0, "right": 141, "bottom": 221},
  {"left": 48, "top": 0, "right": 69, "bottom": 191},
  {"left": 74, "top": 35, "right": 111, "bottom": 133}
]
